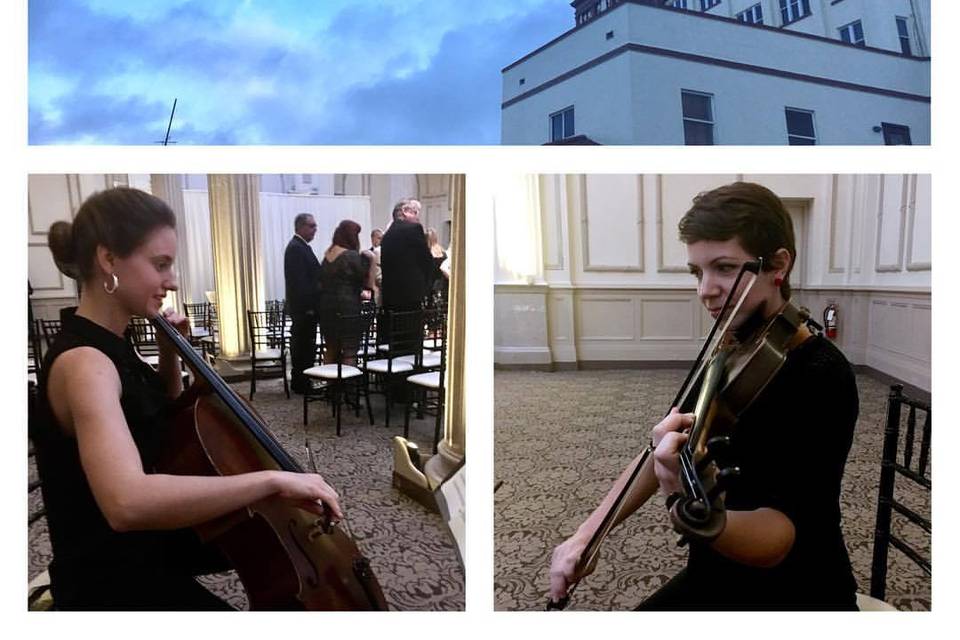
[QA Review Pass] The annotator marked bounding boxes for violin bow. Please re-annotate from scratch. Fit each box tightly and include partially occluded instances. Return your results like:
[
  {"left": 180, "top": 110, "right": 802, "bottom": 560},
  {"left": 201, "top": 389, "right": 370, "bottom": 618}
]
[{"left": 546, "top": 259, "right": 763, "bottom": 610}]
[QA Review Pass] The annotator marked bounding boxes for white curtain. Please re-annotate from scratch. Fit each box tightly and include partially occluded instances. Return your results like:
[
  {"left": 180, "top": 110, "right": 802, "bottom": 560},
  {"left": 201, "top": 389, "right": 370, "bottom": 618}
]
[
  {"left": 180, "top": 190, "right": 372, "bottom": 304},
  {"left": 493, "top": 174, "right": 543, "bottom": 284},
  {"left": 181, "top": 189, "right": 216, "bottom": 303},
  {"left": 259, "top": 193, "right": 372, "bottom": 301}
]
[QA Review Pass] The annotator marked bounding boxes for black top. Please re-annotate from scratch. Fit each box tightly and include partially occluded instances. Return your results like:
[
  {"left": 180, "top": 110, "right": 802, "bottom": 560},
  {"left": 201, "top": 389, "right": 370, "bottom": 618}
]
[
  {"left": 284, "top": 235, "right": 322, "bottom": 315},
  {"left": 318, "top": 250, "right": 369, "bottom": 338},
  {"left": 431, "top": 252, "right": 447, "bottom": 295},
  {"left": 380, "top": 220, "right": 434, "bottom": 311},
  {"left": 682, "top": 335, "right": 859, "bottom": 609},
  {"left": 33, "top": 313, "right": 207, "bottom": 606}
]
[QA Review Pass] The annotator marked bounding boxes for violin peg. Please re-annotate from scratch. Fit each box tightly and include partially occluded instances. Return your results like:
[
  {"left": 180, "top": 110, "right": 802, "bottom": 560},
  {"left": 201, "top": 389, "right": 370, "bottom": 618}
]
[{"left": 707, "top": 466, "right": 741, "bottom": 502}]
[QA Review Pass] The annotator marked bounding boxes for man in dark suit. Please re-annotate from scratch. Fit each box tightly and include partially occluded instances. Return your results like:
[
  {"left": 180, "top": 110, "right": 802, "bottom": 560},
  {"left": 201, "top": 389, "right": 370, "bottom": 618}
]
[
  {"left": 380, "top": 198, "right": 434, "bottom": 313},
  {"left": 284, "top": 213, "right": 321, "bottom": 393}
]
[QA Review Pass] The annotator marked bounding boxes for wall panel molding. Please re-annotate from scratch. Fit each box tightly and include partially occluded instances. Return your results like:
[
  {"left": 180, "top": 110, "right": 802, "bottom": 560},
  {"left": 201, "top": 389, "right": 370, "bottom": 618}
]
[
  {"left": 495, "top": 284, "right": 930, "bottom": 390},
  {"left": 828, "top": 174, "right": 846, "bottom": 274},
  {"left": 542, "top": 176, "right": 565, "bottom": 271},
  {"left": 875, "top": 174, "right": 908, "bottom": 272},
  {"left": 906, "top": 174, "right": 931, "bottom": 271},
  {"left": 580, "top": 175, "right": 644, "bottom": 272}
]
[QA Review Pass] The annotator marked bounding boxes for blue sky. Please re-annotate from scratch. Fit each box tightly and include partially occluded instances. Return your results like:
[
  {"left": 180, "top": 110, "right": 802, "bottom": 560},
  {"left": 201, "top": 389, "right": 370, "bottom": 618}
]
[{"left": 28, "top": 0, "right": 571, "bottom": 144}]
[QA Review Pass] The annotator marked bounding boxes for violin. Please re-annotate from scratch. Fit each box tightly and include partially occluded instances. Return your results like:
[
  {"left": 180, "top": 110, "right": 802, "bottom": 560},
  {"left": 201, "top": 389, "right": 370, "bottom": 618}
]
[
  {"left": 548, "top": 259, "right": 815, "bottom": 610},
  {"left": 151, "top": 313, "right": 388, "bottom": 610}
]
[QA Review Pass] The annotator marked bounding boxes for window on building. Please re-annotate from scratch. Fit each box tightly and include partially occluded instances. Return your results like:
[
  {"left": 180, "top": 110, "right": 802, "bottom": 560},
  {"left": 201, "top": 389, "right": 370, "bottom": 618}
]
[
  {"left": 839, "top": 20, "right": 865, "bottom": 46},
  {"left": 737, "top": 4, "right": 763, "bottom": 25},
  {"left": 785, "top": 108, "right": 816, "bottom": 145},
  {"left": 881, "top": 123, "right": 912, "bottom": 146},
  {"left": 896, "top": 17, "right": 912, "bottom": 55},
  {"left": 550, "top": 107, "right": 575, "bottom": 142},
  {"left": 700, "top": 0, "right": 721, "bottom": 11},
  {"left": 779, "top": 0, "right": 811, "bottom": 25},
  {"left": 681, "top": 90, "right": 714, "bottom": 145},
  {"left": 667, "top": 0, "right": 690, "bottom": 10}
]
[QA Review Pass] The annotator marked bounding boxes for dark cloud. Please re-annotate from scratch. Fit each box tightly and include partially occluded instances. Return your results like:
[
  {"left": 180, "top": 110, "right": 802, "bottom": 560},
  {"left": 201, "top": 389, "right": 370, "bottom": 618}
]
[
  {"left": 310, "top": 3, "right": 568, "bottom": 144},
  {"left": 28, "top": 0, "right": 571, "bottom": 144}
]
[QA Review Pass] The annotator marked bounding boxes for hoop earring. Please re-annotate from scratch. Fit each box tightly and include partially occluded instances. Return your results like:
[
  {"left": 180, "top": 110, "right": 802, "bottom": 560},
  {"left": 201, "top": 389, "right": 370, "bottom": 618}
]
[{"left": 103, "top": 273, "right": 119, "bottom": 294}]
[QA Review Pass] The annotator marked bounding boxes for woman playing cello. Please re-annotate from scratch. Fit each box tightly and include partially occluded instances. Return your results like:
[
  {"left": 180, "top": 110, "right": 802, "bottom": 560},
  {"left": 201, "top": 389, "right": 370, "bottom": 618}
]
[
  {"left": 34, "top": 187, "right": 343, "bottom": 610},
  {"left": 548, "top": 182, "right": 859, "bottom": 610}
]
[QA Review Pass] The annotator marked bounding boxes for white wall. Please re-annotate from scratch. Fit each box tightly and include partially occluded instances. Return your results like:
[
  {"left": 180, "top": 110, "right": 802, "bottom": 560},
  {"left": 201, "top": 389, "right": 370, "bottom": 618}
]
[
  {"left": 28, "top": 174, "right": 136, "bottom": 314},
  {"left": 494, "top": 174, "right": 931, "bottom": 390}
]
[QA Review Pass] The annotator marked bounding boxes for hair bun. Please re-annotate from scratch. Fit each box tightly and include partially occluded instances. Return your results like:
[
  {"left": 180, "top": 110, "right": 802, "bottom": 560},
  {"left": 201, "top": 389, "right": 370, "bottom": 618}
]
[{"left": 47, "top": 220, "right": 80, "bottom": 279}]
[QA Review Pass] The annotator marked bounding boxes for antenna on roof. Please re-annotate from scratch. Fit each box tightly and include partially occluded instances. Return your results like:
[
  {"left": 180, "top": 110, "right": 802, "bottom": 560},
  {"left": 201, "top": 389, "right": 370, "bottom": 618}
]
[{"left": 155, "top": 98, "right": 179, "bottom": 145}]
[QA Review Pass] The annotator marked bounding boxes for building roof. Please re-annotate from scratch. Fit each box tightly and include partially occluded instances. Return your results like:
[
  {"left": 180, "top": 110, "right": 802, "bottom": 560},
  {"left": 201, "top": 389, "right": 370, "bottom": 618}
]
[{"left": 503, "top": 0, "right": 928, "bottom": 73}]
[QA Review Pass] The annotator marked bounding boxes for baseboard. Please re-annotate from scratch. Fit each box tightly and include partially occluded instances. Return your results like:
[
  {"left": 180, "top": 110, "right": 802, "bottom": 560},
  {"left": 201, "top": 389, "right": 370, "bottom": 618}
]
[{"left": 854, "top": 365, "right": 930, "bottom": 403}]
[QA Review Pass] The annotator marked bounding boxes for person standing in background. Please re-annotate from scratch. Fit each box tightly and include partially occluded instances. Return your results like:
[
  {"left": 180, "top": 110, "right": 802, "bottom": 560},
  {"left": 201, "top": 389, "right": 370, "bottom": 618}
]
[
  {"left": 380, "top": 199, "right": 433, "bottom": 313},
  {"left": 284, "top": 213, "right": 322, "bottom": 394},
  {"left": 369, "top": 228, "right": 383, "bottom": 304}
]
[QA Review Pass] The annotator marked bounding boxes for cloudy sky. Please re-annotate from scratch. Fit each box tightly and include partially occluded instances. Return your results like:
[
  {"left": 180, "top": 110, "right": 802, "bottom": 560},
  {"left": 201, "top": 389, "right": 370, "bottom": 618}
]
[{"left": 29, "top": 0, "right": 570, "bottom": 144}]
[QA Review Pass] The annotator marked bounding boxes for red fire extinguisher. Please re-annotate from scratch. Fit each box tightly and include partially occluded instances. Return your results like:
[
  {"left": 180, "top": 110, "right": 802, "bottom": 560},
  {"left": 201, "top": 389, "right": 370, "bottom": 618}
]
[{"left": 823, "top": 303, "right": 838, "bottom": 340}]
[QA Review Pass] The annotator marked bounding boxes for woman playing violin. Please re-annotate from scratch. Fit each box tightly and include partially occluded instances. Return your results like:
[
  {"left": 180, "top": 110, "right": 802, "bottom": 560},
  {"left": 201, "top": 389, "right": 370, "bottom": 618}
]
[
  {"left": 549, "top": 182, "right": 859, "bottom": 610},
  {"left": 34, "top": 187, "right": 343, "bottom": 610}
]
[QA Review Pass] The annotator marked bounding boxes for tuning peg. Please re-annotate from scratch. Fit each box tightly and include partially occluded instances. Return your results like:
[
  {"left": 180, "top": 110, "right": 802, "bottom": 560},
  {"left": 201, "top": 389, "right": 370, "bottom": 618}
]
[
  {"left": 707, "top": 466, "right": 740, "bottom": 503},
  {"left": 696, "top": 436, "right": 733, "bottom": 474},
  {"left": 707, "top": 435, "right": 732, "bottom": 461}
]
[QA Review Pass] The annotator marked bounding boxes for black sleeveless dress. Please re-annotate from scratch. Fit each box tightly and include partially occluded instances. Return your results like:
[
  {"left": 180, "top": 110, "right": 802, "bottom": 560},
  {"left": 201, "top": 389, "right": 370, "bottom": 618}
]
[{"left": 33, "top": 313, "right": 232, "bottom": 610}]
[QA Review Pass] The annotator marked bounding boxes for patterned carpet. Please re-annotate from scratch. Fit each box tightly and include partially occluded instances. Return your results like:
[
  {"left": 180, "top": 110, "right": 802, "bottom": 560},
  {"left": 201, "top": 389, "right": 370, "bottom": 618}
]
[
  {"left": 494, "top": 368, "right": 931, "bottom": 611},
  {"left": 28, "top": 377, "right": 464, "bottom": 611}
]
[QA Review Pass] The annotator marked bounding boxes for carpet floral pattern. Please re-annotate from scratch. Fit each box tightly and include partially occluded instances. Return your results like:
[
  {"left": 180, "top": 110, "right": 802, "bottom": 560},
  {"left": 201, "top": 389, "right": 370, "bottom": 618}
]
[{"left": 494, "top": 369, "right": 930, "bottom": 611}]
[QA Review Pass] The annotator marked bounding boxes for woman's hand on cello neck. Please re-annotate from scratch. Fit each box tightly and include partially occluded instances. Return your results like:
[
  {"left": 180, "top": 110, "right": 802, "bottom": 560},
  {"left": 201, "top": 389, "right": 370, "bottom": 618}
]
[{"left": 155, "top": 308, "right": 191, "bottom": 354}]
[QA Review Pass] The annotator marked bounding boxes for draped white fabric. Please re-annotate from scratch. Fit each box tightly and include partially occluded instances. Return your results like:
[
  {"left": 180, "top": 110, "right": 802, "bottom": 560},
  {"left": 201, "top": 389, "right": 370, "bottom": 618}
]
[
  {"left": 180, "top": 190, "right": 372, "bottom": 304},
  {"left": 181, "top": 189, "right": 216, "bottom": 304}
]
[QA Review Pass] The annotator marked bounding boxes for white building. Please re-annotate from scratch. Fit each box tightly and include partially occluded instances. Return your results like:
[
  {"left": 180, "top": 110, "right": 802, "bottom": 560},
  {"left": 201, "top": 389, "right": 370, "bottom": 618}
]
[{"left": 501, "top": 0, "right": 930, "bottom": 145}]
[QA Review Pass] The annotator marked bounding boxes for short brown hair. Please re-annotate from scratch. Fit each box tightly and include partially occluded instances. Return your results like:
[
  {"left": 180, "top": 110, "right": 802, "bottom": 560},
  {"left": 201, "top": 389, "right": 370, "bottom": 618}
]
[{"left": 678, "top": 182, "right": 796, "bottom": 299}]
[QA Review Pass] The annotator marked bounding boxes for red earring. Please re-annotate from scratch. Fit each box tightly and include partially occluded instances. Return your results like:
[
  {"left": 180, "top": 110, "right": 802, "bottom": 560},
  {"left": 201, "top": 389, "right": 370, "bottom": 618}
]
[{"left": 774, "top": 276, "right": 784, "bottom": 287}]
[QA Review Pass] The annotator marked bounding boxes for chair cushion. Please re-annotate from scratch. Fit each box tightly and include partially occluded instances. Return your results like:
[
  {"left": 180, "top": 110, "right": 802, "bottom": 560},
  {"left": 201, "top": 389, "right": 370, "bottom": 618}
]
[
  {"left": 396, "top": 349, "right": 441, "bottom": 367},
  {"left": 363, "top": 358, "right": 414, "bottom": 374},
  {"left": 303, "top": 364, "right": 363, "bottom": 380},
  {"left": 407, "top": 371, "right": 442, "bottom": 389},
  {"left": 139, "top": 354, "right": 160, "bottom": 367},
  {"left": 253, "top": 349, "right": 282, "bottom": 360},
  {"left": 855, "top": 593, "right": 897, "bottom": 611},
  {"left": 420, "top": 352, "right": 442, "bottom": 368}
]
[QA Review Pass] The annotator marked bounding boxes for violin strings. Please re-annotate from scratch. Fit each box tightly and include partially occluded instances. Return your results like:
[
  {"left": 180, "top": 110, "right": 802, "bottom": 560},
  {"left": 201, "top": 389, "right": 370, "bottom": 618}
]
[{"left": 675, "top": 264, "right": 760, "bottom": 414}]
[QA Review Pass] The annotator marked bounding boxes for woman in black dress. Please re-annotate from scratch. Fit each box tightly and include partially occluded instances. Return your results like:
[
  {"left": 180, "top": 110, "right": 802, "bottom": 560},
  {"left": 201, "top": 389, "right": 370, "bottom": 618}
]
[
  {"left": 548, "top": 182, "right": 859, "bottom": 610},
  {"left": 34, "top": 188, "right": 343, "bottom": 610},
  {"left": 317, "top": 220, "right": 376, "bottom": 365},
  {"left": 425, "top": 227, "right": 448, "bottom": 309}
]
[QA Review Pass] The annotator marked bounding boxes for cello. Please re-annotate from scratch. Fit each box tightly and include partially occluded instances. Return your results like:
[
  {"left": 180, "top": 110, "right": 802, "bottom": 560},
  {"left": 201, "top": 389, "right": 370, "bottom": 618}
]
[
  {"left": 151, "top": 313, "right": 388, "bottom": 610},
  {"left": 548, "top": 259, "right": 819, "bottom": 609}
]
